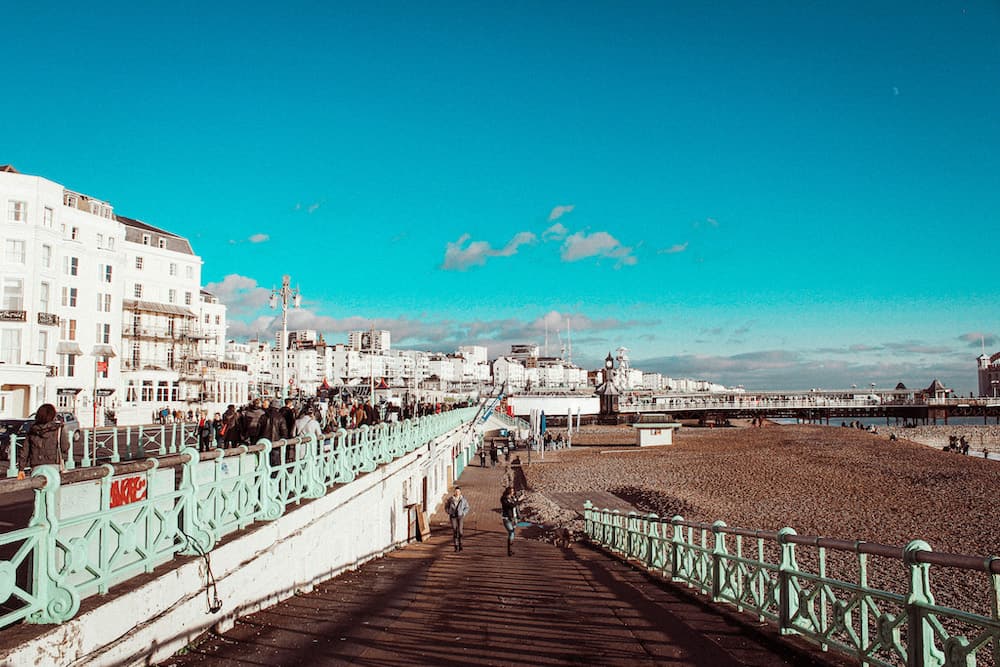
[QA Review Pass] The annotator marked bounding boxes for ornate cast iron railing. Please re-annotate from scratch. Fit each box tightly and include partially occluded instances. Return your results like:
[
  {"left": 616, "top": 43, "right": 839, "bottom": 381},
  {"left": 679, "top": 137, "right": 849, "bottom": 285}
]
[
  {"left": 0, "top": 408, "right": 477, "bottom": 631},
  {"left": 584, "top": 503, "right": 1000, "bottom": 667}
]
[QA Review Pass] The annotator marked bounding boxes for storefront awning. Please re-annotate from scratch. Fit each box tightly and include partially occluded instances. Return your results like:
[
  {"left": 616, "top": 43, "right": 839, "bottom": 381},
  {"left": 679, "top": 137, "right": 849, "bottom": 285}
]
[{"left": 56, "top": 342, "right": 84, "bottom": 356}]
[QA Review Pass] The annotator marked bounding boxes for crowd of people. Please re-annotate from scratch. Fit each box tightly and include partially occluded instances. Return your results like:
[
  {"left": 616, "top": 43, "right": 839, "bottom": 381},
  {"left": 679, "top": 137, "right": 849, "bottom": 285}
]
[{"left": 185, "top": 397, "right": 466, "bottom": 455}]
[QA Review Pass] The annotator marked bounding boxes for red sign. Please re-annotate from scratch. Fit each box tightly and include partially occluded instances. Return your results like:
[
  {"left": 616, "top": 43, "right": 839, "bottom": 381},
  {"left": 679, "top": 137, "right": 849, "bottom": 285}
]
[
  {"left": 96, "top": 361, "right": 108, "bottom": 372},
  {"left": 110, "top": 475, "right": 147, "bottom": 508}
]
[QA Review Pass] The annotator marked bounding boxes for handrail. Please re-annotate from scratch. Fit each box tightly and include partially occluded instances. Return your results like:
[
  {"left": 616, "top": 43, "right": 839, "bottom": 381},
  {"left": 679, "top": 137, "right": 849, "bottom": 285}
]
[
  {"left": 0, "top": 408, "right": 477, "bottom": 631},
  {"left": 584, "top": 503, "right": 1000, "bottom": 666}
]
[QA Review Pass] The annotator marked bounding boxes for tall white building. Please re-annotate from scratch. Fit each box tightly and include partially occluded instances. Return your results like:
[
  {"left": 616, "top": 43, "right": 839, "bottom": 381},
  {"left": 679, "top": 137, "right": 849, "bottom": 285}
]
[
  {"left": 1, "top": 166, "right": 124, "bottom": 423},
  {"left": 0, "top": 165, "right": 246, "bottom": 424},
  {"left": 348, "top": 329, "right": 390, "bottom": 353}
]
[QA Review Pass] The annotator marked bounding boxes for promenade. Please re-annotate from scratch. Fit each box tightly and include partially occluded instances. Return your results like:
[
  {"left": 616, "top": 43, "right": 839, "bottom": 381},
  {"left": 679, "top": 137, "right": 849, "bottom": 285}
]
[{"left": 165, "top": 460, "right": 846, "bottom": 666}]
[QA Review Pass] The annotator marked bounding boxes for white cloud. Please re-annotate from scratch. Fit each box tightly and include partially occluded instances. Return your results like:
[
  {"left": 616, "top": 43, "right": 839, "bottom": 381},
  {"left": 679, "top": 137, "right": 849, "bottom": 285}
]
[
  {"left": 561, "top": 231, "right": 637, "bottom": 267},
  {"left": 658, "top": 242, "right": 688, "bottom": 255},
  {"left": 203, "top": 274, "right": 272, "bottom": 318},
  {"left": 542, "top": 223, "right": 569, "bottom": 241},
  {"left": 248, "top": 233, "right": 269, "bottom": 244},
  {"left": 294, "top": 201, "right": 322, "bottom": 214},
  {"left": 548, "top": 205, "right": 575, "bottom": 222},
  {"left": 441, "top": 231, "right": 537, "bottom": 271}
]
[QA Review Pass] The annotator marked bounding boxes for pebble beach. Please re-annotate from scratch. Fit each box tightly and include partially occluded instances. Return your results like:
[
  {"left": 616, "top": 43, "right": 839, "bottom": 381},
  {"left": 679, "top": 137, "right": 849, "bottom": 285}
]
[{"left": 517, "top": 423, "right": 1000, "bottom": 616}]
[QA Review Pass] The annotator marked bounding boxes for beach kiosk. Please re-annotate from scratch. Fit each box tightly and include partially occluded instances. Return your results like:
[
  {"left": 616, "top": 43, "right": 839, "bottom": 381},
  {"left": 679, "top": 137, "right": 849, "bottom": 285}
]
[{"left": 631, "top": 415, "right": 682, "bottom": 447}]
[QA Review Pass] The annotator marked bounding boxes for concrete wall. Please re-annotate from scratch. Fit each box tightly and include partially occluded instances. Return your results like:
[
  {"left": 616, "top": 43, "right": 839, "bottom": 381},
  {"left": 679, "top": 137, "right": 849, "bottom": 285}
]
[
  {"left": 0, "top": 423, "right": 478, "bottom": 667},
  {"left": 507, "top": 394, "right": 600, "bottom": 418}
]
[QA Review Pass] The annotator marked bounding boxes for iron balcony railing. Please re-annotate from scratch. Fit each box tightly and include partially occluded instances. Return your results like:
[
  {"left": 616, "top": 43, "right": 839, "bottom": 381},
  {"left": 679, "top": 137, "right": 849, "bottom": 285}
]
[{"left": 584, "top": 503, "right": 1000, "bottom": 667}]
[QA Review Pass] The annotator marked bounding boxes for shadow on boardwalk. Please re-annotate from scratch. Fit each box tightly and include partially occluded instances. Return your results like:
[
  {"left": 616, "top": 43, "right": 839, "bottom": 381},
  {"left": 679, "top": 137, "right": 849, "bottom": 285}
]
[{"left": 164, "top": 462, "right": 850, "bottom": 666}]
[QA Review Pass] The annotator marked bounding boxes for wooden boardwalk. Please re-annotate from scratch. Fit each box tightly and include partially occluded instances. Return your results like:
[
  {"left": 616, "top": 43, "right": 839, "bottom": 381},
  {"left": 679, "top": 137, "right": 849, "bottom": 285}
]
[{"left": 164, "top": 461, "right": 849, "bottom": 667}]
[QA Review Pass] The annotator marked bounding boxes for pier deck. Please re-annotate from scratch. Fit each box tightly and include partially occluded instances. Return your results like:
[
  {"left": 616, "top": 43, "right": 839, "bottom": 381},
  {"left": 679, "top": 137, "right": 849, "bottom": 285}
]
[{"left": 164, "top": 462, "right": 847, "bottom": 666}]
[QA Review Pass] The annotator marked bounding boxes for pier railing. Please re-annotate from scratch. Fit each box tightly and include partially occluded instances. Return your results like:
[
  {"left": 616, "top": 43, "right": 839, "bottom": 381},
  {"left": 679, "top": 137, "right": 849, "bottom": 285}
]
[
  {"left": 0, "top": 408, "right": 476, "bottom": 631},
  {"left": 584, "top": 503, "right": 1000, "bottom": 666}
]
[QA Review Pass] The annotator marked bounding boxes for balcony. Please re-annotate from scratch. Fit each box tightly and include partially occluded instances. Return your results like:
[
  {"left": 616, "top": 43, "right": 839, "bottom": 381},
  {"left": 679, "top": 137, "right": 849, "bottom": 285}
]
[
  {"left": 37, "top": 312, "right": 60, "bottom": 326},
  {"left": 0, "top": 310, "right": 26, "bottom": 323},
  {"left": 122, "top": 325, "right": 209, "bottom": 340}
]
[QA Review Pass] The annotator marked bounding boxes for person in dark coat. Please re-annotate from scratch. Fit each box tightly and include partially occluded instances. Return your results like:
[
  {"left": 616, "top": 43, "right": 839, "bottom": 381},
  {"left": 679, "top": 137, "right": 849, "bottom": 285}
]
[
  {"left": 262, "top": 399, "right": 290, "bottom": 465},
  {"left": 280, "top": 399, "right": 296, "bottom": 438},
  {"left": 221, "top": 405, "right": 240, "bottom": 448},
  {"left": 500, "top": 485, "right": 523, "bottom": 556},
  {"left": 240, "top": 399, "right": 266, "bottom": 446},
  {"left": 18, "top": 403, "right": 70, "bottom": 473}
]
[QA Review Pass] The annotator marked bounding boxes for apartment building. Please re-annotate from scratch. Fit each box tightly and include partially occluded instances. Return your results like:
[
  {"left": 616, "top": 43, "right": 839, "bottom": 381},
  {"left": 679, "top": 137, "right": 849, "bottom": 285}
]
[{"left": 0, "top": 166, "right": 246, "bottom": 424}]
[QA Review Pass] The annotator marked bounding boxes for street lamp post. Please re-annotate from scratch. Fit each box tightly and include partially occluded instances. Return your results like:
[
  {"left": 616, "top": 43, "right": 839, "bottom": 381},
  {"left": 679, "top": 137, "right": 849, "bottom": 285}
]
[{"left": 270, "top": 275, "right": 301, "bottom": 401}]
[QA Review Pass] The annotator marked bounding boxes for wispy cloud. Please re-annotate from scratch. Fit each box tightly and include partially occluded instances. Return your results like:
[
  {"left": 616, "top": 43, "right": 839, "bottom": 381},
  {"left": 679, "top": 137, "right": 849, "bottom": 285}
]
[
  {"left": 561, "top": 231, "right": 637, "bottom": 268},
  {"left": 958, "top": 332, "right": 997, "bottom": 348},
  {"left": 204, "top": 274, "right": 273, "bottom": 318},
  {"left": 548, "top": 205, "right": 575, "bottom": 222},
  {"left": 542, "top": 223, "right": 569, "bottom": 241},
  {"left": 441, "top": 231, "right": 537, "bottom": 271},
  {"left": 228, "top": 233, "right": 272, "bottom": 245},
  {"left": 658, "top": 242, "right": 688, "bottom": 255},
  {"left": 294, "top": 201, "right": 323, "bottom": 214}
]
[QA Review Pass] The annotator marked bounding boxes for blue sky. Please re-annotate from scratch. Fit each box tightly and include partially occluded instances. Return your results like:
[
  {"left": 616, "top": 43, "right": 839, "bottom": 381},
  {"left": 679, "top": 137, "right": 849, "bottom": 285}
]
[{"left": 5, "top": 1, "right": 998, "bottom": 393}]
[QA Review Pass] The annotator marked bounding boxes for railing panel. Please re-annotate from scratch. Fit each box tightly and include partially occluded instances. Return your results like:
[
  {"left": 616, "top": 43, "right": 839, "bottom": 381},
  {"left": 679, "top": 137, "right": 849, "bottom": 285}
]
[
  {"left": 585, "top": 508, "right": 1000, "bottom": 667},
  {"left": 0, "top": 408, "right": 477, "bottom": 632}
]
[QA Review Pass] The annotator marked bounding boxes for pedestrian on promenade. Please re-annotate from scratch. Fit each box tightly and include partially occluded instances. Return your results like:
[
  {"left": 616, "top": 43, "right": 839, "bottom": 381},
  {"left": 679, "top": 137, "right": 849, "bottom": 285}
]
[
  {"left": 221, "top": 404, "right": 240, "bottom": 448},
  {"left": 445, "top": 486, "right": 470, "bottom": 552},
  {"left": 500, "top": 485, "right": 523, "bottom": 556},
  {"left": 197, "top": 411, "right": 214, "bottom": 452},
  {"left": 17, "top": 404, "right": 70, "bottom": 476},
  {"left": 490, "top": 443, "right": 498, "bottom": 467},
  {"left": 212, "top": 412, "right": 224, "bottom": 448},
  {"left": 479, "top": 447, "right": 487, "bottom": 467}
]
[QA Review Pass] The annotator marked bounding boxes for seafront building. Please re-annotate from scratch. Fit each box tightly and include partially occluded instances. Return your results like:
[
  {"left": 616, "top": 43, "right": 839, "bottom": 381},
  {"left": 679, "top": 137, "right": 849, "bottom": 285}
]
[
  {"left": 0, "top": 165, "right": 247, "bottom": 425},
  {"left": 978, "top": 352, "right": 1000, "bottom": 397}
]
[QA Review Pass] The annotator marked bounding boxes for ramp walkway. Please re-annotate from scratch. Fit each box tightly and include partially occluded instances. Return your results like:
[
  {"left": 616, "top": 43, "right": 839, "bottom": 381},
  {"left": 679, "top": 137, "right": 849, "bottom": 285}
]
[{"left": 164, "top": 462, "right": 849, "bottom": 666}]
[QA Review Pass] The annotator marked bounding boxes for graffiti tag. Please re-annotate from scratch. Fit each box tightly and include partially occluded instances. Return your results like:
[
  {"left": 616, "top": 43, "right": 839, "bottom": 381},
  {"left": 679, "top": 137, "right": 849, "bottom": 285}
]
[{"left": 110, "top": 476, "right": 147, "bottom": 508}]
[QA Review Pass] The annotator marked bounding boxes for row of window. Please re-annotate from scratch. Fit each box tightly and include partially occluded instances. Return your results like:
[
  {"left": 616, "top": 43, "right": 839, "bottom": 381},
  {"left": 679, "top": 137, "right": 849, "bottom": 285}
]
[
  {"left": 134, "top": 255, "right": 195, "bottom": 279},
  {"left": 0, "top": 323, "right": 113, "bottom": 372},
  {"left": 133, "top": 283, "right": 193, "bottom": 305},
  {"left": 1, "top": 277, "right": 116, "bottom": 313},
  {"left": 125, "top": 380, "right": 181, "bottom": 403},
  {"left": 8, "top": 199, "right": 119, "bottom": 244}
]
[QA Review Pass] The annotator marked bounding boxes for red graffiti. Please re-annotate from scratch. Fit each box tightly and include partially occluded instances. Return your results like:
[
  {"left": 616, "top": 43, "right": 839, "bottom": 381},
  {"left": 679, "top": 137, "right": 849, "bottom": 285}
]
[{"left": 110, "top": 476, "right": 147, "bottom": 508}]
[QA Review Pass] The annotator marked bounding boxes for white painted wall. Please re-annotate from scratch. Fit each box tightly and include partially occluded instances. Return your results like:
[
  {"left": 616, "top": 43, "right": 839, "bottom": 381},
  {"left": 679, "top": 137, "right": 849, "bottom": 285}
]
[
  {"left": 507, "top": 394, "right": 600, "bottom": 417},
  {"left": 0, "top": 422, "right": 479, "bottom": 667}
]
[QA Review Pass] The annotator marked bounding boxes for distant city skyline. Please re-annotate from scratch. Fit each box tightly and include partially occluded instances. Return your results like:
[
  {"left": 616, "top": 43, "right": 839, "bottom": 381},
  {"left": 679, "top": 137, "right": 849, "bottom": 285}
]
[{"left": 4, "top": 2, "right": 998, "bottom": 394}]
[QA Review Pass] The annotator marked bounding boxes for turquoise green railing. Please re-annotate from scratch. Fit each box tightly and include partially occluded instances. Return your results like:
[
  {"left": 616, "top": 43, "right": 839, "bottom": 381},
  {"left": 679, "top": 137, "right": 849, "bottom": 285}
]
[
  {"left": 584, "top": 503, "right": 1000, "bottom": 667},
  {"left": 0, "top": 408, "right": 476, "bottom": 631},
  {"left": 492, "top": 410, "right": 530, "bottom": 432}
]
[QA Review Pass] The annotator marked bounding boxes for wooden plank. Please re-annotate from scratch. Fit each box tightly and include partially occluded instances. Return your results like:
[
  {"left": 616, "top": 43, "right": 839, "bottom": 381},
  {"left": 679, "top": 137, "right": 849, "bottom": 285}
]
[{"left": 416, "top": 509, "right": 430, "bottom": 541}]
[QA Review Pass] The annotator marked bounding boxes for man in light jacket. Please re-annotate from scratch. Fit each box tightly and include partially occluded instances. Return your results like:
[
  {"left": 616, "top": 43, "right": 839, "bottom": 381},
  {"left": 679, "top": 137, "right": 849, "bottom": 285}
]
[{"left": 444, "top": 486, "right": 470, "bottom": 552}]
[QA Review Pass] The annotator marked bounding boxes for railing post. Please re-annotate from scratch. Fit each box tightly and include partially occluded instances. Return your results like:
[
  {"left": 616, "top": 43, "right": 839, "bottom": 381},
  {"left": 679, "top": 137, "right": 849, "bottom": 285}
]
[
  {"left": 26, "top": 465, "right": 81, "bottom": 623},
  {"left": 110, "top": 427, "right": 120, "bottom": 463},
  {"left": 258, "top": 439, "right": 284, "bottom": 521},
  {"left": 583, "top": 500, "right": 593, "bottom": 538},
  {"left": 6, "top": 435, "right": 18, "bottom": 477},
  {"left": 711, "top": 520, "right": 727, "bottom": 601},
  {"left": 125, "top": 426, "right": 132, "bottom": 460},
  {"left": 670, "top": 515, "right": 684, "bottom": 581},
  {"left": 904, "top": 539, "right": 944, "bottom": 667},
  {"left": 80, "top": 429, "right": 92, "bottom": 468},
  {"left": 778, "top": 527, "right": 799, "bottom": 636},
  {"left": 647, "top": 513, "right": 659, "bottom": 571},
  {"left": 158, "top": 424, "right": 167, "bottom": 456},
  {"left": 178, "top": 447, "right": 215, "bottom": 555}
]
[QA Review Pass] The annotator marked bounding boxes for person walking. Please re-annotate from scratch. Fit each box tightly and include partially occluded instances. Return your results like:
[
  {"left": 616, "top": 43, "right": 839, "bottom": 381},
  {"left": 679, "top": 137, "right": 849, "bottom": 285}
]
[
  {"left": 221, "top": 404, "right": 240, "bottom": 448},
  {"left": 479, "top": 447, "right": 487, "bottom": 468},
  {"left": 17, "top": 404, "right": 70, "bottom": 475},
  {"left": 500, "top": 485, "right": 522, "bottom": 556},
  {"left": 444, "top": 486, "right": 470, "bottom": 552}
]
